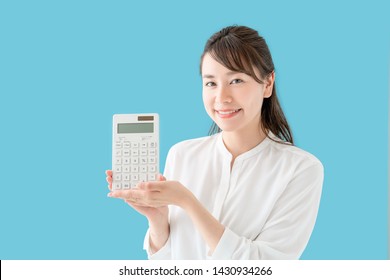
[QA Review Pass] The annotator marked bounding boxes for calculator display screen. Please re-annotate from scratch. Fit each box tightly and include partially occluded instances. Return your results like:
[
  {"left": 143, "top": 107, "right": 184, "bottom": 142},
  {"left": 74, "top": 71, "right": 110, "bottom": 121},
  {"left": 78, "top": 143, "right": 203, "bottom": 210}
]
[{"left": 118, "top": 123, "right": 154, "bottom": 133}]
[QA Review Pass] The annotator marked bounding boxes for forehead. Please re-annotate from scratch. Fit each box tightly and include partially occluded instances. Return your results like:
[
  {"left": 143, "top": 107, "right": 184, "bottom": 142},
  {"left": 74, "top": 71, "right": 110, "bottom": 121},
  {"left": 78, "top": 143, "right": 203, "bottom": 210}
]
[
  {"left": 201, "top": 53, "right": 240, "bottom": 76},
  {"left": 201, "top": 52, "right": 261, "bottom": 80}
]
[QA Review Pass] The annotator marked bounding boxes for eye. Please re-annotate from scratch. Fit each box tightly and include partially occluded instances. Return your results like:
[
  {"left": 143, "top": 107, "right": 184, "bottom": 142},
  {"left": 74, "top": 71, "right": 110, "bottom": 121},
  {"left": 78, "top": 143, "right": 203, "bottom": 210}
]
[
  {"left": 205, "top": 81, "right": 216, "bottom": 87},
  {"left": 231, "top": 79, "right": 243, "bottom": 84}
]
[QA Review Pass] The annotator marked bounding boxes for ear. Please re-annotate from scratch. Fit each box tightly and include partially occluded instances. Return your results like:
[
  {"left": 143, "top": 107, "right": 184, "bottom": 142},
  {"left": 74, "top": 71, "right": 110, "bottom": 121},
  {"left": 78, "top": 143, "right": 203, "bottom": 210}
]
[{"left": 263, "top": 71, "right": 275, "bottom": 98}]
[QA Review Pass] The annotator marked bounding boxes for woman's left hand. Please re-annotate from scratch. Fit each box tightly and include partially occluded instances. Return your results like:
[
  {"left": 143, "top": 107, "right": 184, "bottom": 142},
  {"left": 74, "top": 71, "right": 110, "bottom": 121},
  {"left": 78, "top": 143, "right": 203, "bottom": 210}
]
[{"left": 108, "top": 180, "right": 194, "bottom": 209}]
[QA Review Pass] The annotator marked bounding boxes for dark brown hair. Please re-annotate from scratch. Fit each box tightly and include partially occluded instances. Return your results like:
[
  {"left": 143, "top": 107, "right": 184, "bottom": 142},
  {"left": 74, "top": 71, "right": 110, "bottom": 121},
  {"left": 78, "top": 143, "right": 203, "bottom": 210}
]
[{"left": 200, "top": 25, "right": 294, "bottom": 145}]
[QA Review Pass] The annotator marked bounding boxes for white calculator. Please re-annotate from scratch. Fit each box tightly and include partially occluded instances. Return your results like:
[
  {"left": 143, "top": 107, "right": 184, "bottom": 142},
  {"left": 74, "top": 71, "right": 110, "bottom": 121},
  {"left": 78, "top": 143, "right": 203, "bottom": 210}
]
[{"left": 112, "top": 114, "right": 159, "bottom": 190}]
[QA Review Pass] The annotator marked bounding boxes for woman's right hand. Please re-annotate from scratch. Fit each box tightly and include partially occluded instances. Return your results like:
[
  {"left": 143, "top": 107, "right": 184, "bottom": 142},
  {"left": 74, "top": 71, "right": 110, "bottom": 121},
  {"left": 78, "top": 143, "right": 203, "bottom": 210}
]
[
  {"left": 106, "top": 170, "right": 170, "bottom": 253},
  {"left": 105, "top": 170, "right": 169, "bottom": 224}
]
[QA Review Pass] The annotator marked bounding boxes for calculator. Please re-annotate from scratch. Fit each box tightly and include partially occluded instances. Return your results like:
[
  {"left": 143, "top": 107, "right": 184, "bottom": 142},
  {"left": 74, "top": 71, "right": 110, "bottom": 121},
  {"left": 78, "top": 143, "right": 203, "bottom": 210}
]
[{"left": 112, "top": 114, "right": 159, "bottom": 190}]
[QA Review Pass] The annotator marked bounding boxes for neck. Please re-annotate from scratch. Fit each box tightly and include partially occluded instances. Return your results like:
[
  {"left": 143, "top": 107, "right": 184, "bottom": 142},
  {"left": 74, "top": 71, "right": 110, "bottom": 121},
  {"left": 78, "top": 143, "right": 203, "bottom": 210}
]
[{"left": 222, "top": 127, "right": 267, "bottom": 160}]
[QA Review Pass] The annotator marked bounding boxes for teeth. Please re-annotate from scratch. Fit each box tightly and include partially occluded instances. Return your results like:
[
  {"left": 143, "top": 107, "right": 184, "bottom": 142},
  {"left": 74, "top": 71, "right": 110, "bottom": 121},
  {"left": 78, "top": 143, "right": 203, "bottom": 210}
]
[{"left": 218, "top": 109, "right": 239, "bottom": 115}]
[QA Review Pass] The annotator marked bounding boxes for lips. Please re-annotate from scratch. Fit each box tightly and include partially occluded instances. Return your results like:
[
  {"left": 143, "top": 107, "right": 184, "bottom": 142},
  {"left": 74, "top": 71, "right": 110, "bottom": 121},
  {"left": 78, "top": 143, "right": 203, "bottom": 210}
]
[{"left": 215, "top": 108, "right": 242, "bottom": 118}]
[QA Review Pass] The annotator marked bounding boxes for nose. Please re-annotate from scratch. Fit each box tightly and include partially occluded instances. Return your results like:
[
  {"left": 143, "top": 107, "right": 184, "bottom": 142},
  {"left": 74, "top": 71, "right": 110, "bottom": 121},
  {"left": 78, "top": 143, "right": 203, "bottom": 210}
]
[{"left": 215, "top": 85, "right": 232, "bottom": 104}]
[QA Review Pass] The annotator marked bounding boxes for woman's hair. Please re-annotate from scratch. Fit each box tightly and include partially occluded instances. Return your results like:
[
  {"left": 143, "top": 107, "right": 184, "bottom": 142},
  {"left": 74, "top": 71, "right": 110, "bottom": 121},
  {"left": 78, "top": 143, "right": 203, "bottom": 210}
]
[{"left": 200, "top": 25, "right": 294, "bottom": 145}]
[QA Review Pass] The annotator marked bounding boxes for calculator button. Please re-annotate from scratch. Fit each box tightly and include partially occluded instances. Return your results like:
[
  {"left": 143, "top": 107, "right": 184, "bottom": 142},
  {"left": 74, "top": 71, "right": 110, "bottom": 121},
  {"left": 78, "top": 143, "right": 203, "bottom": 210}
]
[
  {"left": 115, "top": 143, "right": 122, "bottom": 149},
  {"left": 114, "top": 174, "right": 122, "bottom": 181},
  {"left": 115, "top": 150, "right": 122, "bottom": 156},
  {"left": 140, "top": 166, "right": 147, "bottom": 173},
  {"left": 148, "top": 157, "right": 156, "bottom": 164},
  {"left": 141, "top": 142, "right": 147, "bottom": 148},
  {"left": 113, "top": 182, "right": 121, "bottom": 190},
  {"left": 132, "top": 142, "right": 139, "bottom": 148},
  {"left": 115, "top": 166, "right": 122, "bottom": 173},
  {"left": 149, "top": 165, "right": 156, "bottom": 172},
  {"left": 149, "top": 149, "right": 156, "bottom": 156},
  {"left": 148, "top": 174, "right": 156, "bottom": 181},
  {"left": 140, "top": 157, "right": 147, "bottom": 165},
  {"left": 115, "top": 158, "right": 122, "bottom": 165},
  {"left": 139, "top": 174, "right": 147, "bottom": 182},
  {"left": 131, "top": 149, "right": 139, "bottom": 156},
  {"left": 123, "top": 150, "right": 130, "bottom": 157},
  {"left": 124, "top": 174, "right": 130, "bottom": 181},
  {"left": 131, "top": 174, "right": 139, "bottom": 181},
  {"left": 123, "top": 166, "right": 130, "bottom": 173},
  {"left": 131, "top": 182, "right": 138, "bottom": 188},
  {"left": 131, "top": 166, "right": 139, "bottom": 173},
  {"left": 123, "top": 183, "right": 130, "bottom": 189},
  {"left": 123, "top": 142, "right": 131, "bottom": 149},
  {"left": 131, "top": 158, "right": 139, "bottom": 165},
  {"left": 140, "top": 150, "right": 147, "bottom": 156},
  {"left": 123, "top": 158, "right": 130, "bottom": 165},
  {"left": 149, "top": 142, "right": 156, "bottom": 148}
]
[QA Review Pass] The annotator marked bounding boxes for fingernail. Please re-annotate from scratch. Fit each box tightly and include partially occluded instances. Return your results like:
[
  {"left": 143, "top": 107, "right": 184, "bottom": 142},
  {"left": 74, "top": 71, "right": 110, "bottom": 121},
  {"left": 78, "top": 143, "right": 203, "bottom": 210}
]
[{"left": 107, "top": 192, "right": 113, "bottom": 197}]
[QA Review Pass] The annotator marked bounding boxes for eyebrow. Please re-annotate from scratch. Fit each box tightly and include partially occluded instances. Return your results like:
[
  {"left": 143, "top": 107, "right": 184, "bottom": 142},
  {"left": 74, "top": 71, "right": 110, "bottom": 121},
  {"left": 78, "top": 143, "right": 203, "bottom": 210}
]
[{"left": 202, "top": 71, "right": 240, "bottom": 79}]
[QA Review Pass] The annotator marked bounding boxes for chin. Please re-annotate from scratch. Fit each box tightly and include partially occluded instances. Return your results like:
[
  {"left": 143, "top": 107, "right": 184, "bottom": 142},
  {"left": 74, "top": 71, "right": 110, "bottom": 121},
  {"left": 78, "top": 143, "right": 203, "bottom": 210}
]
[{"left": 214, "top": 123, "right": 241, "bottom": 132}]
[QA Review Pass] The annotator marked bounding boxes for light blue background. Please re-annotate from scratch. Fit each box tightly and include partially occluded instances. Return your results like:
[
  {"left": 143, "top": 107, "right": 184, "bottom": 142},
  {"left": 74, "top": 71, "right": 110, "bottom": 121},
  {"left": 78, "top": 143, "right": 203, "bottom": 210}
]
[{"left": 0, "top": 0, "right": 388, "bottom": 259}]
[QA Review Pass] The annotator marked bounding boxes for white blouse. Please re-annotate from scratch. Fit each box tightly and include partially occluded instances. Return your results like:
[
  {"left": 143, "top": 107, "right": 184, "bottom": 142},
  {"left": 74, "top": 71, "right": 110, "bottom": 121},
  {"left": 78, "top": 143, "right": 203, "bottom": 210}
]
[{"left": 143, "top": 133, "right": 324, "bottom": 259}]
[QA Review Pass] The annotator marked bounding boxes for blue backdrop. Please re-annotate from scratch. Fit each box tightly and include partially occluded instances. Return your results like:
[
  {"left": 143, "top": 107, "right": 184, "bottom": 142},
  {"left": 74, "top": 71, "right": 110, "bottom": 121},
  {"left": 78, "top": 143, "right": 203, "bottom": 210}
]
[{"left": 0, "top": 0, "right": 388, "bottom": 259}]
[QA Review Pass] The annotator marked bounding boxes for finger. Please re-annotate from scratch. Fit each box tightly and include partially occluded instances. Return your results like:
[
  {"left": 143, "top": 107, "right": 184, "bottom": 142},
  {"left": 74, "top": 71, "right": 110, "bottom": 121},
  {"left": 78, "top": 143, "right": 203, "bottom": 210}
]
[
  {"left": 107, "top": 184, "right": 112, "bottom": 191},
  {"left": 108, "top": 189, "right": 139, "bottom": 200},
  {"left": 138, "top": 181, "right": 164, "bottom": 191},
  {"left": 106, "top": 176, "right": 112, "bottom": 184},
  {"left": 105, "top": 170, "right": 113, "bottom": 176},
  {"left": 158, "top": 174, "right": 166, "bottom": 181}
]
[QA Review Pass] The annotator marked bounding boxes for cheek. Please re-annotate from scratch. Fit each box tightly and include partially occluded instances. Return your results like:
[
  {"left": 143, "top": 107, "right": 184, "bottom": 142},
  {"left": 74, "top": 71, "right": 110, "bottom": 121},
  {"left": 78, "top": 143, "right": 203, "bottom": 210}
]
[
  {"left": 241, "top": 90, "right": 264, "bottom": 113},
  {"left": 252, "top": 97, "right": 265, "bottom": 113},
  {"left": 251, "top": 86, "right": 266, "bottom": 106},
  {"left": 202, "top": 92, "right": 216, "bottom": 119},
  {"left": 202, "top": 92, "right": 212, "bottom": 109}
]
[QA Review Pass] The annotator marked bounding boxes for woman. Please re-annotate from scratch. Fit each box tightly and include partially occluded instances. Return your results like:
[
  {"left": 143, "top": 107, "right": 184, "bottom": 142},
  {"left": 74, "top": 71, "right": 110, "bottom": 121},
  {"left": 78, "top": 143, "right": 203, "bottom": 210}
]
[{"left": 106, "top": 25, "right": 324, "bottom": 259}]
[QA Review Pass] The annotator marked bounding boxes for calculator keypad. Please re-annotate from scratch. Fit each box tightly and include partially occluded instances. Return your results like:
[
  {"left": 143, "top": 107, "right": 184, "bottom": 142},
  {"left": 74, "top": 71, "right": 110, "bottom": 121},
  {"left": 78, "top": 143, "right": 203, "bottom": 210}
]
[{"left": 113, "top": 140, "right": 158, "bottom": 190}]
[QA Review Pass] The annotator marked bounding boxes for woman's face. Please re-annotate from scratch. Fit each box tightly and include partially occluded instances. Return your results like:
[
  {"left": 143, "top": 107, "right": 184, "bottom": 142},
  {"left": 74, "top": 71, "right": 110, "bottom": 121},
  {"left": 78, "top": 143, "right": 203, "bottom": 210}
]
[{"left": 201, "top": 53, "right": 274, "bottom": 135}]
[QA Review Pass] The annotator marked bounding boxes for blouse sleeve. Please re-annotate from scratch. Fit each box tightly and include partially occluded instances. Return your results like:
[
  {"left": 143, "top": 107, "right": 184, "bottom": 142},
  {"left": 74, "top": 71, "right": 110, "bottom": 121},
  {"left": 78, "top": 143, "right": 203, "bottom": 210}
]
[
  {"left": 209, "top": 162, "right": 324, "bottom": 260},
  {"left": 143, "top": 227, "right": 172, "bottom": 259}
]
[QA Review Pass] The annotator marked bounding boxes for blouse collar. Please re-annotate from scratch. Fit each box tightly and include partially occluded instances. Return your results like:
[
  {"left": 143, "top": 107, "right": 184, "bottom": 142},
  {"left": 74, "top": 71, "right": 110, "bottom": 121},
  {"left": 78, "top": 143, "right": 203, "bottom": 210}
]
[{"left": 216, "top": 131, "right": 273, "bottom": 162}]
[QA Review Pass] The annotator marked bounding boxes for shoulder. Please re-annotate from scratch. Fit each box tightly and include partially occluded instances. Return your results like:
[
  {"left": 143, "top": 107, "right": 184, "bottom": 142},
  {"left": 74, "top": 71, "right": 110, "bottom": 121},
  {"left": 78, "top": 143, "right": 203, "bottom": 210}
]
[
  {"left": 168, "top": 134, "right": 219, "bottom": 156},
  {"left": 163, "top": 134, "right": 219, "bottom": 179},
  {"left": 267, "top": 136, "right": 324, "bottom": 175},
  {"left": 270, "top": 139, "right": 322, "bottom": 164},
  {"left": 264, "top": 137, "right": 324, "bottom": 195}
]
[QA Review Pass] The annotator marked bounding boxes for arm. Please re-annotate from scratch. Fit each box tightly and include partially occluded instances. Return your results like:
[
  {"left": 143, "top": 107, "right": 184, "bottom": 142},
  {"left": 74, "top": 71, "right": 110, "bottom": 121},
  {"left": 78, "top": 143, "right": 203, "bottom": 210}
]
[
  {"left": 176, "top": 185, "right": 225, "bottom": 255},
  {"left": 147, "top": 210, "right": 170, "bottom": 254},
  {"left": 106, "top": 171, "right": 171, "bottom": 258},
  {"left": 109, "top": 161, "right": 323, "bottom": 259},
  {"left": 109, "top": 180, "right": 225, "bottom": 255}
]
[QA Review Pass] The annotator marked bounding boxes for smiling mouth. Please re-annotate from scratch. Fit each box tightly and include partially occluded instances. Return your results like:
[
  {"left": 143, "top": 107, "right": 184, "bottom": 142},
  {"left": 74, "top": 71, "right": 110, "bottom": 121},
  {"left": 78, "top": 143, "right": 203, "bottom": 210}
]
[
  {"left": 215, "top": 109, "right": 241, "bottom": 114},
  {"left": 215, "top": 108, "right": 242, "bottom": 118}
]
